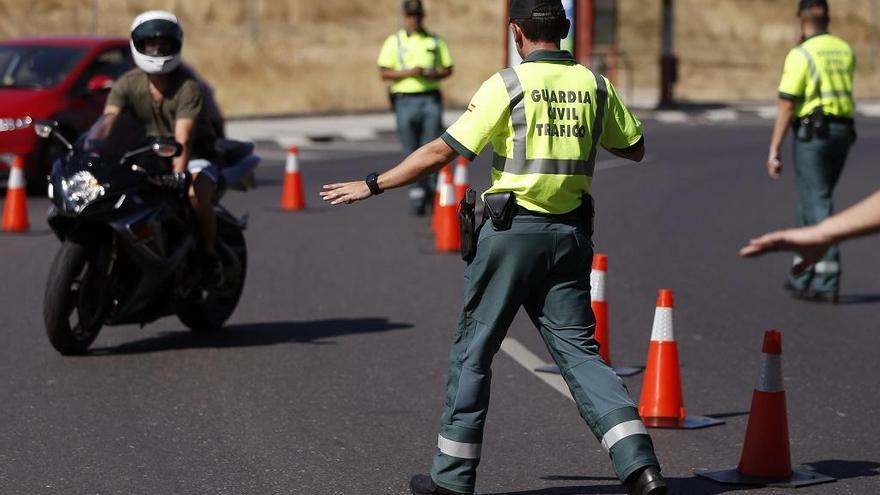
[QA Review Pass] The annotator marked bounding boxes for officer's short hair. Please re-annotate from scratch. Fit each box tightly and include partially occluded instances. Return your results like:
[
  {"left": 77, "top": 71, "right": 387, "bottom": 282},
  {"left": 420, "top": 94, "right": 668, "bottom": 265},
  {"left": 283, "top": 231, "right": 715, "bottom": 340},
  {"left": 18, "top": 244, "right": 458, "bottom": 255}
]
[
  {"left": 800, "top": 4, "right": 830, "bottom": 29},
  {"left": 512, "top": 7, "right": 570, "bottom": 43}
]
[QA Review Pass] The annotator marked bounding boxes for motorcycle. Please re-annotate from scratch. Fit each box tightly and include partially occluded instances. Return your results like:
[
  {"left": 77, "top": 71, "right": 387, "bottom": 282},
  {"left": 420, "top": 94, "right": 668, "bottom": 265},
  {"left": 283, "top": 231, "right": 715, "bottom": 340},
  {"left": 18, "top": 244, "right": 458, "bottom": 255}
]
[{"left": 36, "top": 113, "right": 259, "bottom": 355}]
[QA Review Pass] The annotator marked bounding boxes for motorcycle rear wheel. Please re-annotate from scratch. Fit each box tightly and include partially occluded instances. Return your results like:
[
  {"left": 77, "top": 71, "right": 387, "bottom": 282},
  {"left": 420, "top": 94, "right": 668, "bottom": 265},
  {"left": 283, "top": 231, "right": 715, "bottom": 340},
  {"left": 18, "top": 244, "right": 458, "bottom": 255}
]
[
  {"left": 44, "top": 241, "right": 104, "bottom": 355},
  {"left": 177, "top": 229, "right": 247, "bottom": 333}
]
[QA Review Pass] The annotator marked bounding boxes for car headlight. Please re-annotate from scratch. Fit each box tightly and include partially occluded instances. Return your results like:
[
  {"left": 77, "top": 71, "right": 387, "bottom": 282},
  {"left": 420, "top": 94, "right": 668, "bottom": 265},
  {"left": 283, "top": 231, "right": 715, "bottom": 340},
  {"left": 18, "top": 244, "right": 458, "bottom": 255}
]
[
  {"left": 0, "top": 117, "right": 33, "bottom": 133},
  {"left": 61, "top": 171, "right": 106, "bottom": 213}
]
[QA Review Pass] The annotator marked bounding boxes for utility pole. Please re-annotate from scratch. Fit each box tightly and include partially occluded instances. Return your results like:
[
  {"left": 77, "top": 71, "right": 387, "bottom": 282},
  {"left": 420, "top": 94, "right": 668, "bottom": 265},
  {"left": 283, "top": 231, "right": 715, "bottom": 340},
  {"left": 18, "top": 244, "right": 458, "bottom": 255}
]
[
  {"left": 659, "top": 0, "right": 677, "bottom": 107},
  {"left": 575, "top": 0, "right": 594, "bottom": 66}
]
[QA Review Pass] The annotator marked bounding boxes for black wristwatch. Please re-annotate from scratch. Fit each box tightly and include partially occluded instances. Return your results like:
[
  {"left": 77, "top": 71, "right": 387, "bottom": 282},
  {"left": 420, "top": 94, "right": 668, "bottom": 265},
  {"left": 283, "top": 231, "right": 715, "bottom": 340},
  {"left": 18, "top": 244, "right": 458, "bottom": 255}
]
[{"left": 365, "top": 172, "right": 384, "bottom": 196}]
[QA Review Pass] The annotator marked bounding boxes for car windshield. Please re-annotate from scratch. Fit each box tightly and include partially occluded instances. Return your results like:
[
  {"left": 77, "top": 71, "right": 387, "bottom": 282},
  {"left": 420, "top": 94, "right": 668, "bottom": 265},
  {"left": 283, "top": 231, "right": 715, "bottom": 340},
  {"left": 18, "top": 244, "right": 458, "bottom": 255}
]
[
  {"left": 81, "top": 112, "right": 149, "bottom": 162},
  {"left": 0, "top": 45, "right": 88, "bottom": 89}
]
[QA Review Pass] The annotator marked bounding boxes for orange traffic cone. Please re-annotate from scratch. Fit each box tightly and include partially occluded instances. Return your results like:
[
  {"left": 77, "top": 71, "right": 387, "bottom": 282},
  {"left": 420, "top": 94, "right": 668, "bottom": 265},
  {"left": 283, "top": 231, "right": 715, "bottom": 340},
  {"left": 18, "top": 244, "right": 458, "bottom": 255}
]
[
  {"left": 591, "top": 254, "right": 612, "bottom": 364},
  {"left": 454, "top": 156, "right": 469, "bottom": 203},
  {"left": 696, "top": 331, "right": 835, "bottom": 488},
  {"left": 639, "top": 289, "right": 723, "bottom": 429},
  {"left": 281, "top": 146, "right": 305, "bottom": 211},
  {"left": 432, "top": 165, "right": 451, "bottom": 233},
  {"left": 434, "top": 176, "right": 460, "bottom": 252},
  {"left": 2, "top": 156, "right": 30, "bottom": 232}
]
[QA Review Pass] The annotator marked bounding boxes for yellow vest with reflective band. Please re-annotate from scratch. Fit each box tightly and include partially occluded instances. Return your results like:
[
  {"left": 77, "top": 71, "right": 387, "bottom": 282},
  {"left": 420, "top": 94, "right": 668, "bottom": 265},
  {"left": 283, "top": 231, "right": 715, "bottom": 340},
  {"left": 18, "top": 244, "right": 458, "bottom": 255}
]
[
  {"left": 377, "top": 29, "right": 453, "bottom": 94},
  {"left": 442, "top": 50, "right": 643, "bottom": 214},
  {"left": 778, "top": 33, "right": 855, "bottom": 118}
]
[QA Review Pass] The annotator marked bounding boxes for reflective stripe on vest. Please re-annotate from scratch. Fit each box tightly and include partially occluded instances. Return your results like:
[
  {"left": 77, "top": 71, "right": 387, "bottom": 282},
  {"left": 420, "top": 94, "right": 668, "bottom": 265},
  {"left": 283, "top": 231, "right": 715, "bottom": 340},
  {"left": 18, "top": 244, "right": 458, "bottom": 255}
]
[
  {"left": 797, "top": 46, "right": 853, "bottom": 106},
  {"left": 494, "top": 67, "right": 608, "bottom": 177}
]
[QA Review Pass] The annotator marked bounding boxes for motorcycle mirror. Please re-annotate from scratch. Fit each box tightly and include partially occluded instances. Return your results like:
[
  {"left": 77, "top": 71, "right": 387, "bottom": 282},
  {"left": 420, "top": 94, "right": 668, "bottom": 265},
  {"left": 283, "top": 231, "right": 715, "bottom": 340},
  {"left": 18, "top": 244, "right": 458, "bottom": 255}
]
[
  {"left": 34, "top": 120, "right": 58, "bottom": 139},
  {"left": 152, "top": 140, "right": 182, "bottom": 159}
]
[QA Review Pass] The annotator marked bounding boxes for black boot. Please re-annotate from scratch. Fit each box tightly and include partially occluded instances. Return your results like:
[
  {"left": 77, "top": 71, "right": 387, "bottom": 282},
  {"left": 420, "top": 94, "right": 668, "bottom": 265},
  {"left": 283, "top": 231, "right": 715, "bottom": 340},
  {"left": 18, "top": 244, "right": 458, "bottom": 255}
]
[
  {"left": 409, "top": 474, "right": 470, "bottom": 495},
  {"left": 624, "top": 466, "right": 667, "bottom": 495}
]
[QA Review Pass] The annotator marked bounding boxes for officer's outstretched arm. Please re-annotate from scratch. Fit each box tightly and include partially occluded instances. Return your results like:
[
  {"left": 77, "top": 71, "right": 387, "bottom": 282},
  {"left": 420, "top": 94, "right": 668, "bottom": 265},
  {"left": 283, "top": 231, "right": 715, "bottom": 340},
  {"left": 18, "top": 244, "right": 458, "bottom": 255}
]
[{"left": 321, "top": 138, "right": 457, "bottom": 206}]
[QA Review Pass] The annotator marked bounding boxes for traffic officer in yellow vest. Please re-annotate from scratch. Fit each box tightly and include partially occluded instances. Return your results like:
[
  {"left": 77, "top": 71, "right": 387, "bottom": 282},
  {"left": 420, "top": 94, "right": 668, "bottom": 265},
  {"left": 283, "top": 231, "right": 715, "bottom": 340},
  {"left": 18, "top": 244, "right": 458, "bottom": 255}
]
[
  {"left": 323, "top": 1, "right": 665, "bottom": 494},
  {"left": 766, "top": 0, "right": 856, "bottom": 303},
  {"left": 378, "top": 0, "right": 454, "bottom": 216}
]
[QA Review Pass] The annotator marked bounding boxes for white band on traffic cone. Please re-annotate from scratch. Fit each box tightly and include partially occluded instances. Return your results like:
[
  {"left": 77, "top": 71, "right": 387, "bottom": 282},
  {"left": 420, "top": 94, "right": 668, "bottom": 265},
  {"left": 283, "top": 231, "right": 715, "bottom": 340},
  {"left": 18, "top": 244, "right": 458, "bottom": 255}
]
[
  {"left": 454, "top": 162, "right": 468, "bottom": 186},
  {"left": 756, "top": 354, "right": 784, "bottom": 393},
  {"left": 285, "top": 151, "right": 300, "bottom": 173},
  {"left": 650, "top": 307, "right": 674, "bottom": 342},
  {"left": 7, "top": 163, "right": 25, "bottom": 189},
  {"left": 439, "top": 181, "right": 456, "bottom": 207},
  {"left": 590, "top": 270, "right": 606, "bottom": 301}
]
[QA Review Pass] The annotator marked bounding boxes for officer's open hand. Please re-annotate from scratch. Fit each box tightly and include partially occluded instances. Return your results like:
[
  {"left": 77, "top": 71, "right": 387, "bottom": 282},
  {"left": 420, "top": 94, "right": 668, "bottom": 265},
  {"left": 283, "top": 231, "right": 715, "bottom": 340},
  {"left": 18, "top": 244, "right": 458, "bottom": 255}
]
[
  {"left": 766, "top": 155, "right": 783, "bottom": 179},
  {"left": 739, "top": 226, "right": 832, "bottom": 275},
  {"left": 320, "top": 181, "right": 372, "bottom": 206}
]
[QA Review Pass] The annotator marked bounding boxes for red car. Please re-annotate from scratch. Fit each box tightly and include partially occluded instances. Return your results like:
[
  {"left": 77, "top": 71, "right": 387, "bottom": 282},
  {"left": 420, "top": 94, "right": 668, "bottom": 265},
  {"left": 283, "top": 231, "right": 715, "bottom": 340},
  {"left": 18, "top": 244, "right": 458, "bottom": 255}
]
[{"left": 0, "top": 37, "right": 132, "bottom": 192}]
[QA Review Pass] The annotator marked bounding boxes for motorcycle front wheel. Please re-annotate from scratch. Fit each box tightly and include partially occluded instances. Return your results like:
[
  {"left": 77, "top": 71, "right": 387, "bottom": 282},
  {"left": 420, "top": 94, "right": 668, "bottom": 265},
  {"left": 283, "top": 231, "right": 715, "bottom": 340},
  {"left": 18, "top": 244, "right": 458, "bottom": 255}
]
[
  {"left": 43, "top": 241, "right": 105, "bottom": 355},
  {"left": 177, "top": 228, "right": 247, "bottom": 333}
]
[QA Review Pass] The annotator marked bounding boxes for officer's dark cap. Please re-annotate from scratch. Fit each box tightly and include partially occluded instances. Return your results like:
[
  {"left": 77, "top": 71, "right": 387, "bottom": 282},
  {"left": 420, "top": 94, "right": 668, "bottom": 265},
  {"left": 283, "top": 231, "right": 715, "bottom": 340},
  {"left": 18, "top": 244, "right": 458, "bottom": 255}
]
[
  {"left": 797, "top": 0, "right": 829, "bottom": 15},
  {"left": 509, "top": 0, "right": 566, "bottom": 20},
  {"left": 403, "top": 0, "right": 424, "bottom": 16}
]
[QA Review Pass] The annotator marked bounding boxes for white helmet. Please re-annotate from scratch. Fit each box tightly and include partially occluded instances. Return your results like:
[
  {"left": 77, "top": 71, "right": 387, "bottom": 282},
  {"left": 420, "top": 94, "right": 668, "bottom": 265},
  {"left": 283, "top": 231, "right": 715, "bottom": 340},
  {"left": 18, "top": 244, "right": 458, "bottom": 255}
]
[{"left": 130, "top": 11, "right": 183, "bottom": 75}]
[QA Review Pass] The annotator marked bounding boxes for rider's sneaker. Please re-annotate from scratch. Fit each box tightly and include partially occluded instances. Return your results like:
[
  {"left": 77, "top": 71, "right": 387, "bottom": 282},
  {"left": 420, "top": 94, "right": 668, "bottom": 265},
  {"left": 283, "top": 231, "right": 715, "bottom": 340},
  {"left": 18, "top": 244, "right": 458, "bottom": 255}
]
[{"left": 200, "top": 254, "right": 225, "bottom": 288}]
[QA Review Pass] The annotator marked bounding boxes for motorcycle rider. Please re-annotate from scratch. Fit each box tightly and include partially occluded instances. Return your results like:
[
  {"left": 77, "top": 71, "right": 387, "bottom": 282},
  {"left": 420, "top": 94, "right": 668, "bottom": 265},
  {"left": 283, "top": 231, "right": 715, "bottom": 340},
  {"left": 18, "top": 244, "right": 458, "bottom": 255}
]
[{"left": 104, "top": 10, "right": 222, "bottom": 285}]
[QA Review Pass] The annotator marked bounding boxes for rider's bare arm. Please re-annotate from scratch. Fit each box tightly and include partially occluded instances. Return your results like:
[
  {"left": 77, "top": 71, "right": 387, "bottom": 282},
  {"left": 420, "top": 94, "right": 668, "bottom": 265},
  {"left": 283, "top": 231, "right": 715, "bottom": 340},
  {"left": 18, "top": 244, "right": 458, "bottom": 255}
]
[
  {"left": 103, "top": 104, "right": 121, "bottom": 115},
  {"left": 173, "top": 118, "right": 195, "bottom": 174}
]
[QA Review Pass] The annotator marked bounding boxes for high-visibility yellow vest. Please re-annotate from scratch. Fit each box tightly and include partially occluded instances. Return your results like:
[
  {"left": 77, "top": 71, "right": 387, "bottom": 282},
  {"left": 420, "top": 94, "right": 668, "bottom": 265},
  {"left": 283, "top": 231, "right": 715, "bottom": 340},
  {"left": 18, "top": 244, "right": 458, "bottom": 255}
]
[
  {"left": 377, "top": 29, "right": 454, "bottom": 94},
  {"left": 442, "top": 50, "right": 643, "bottom": 214},
  {"left": 778, "top": 33, "right": 855, "bottom": 118}
]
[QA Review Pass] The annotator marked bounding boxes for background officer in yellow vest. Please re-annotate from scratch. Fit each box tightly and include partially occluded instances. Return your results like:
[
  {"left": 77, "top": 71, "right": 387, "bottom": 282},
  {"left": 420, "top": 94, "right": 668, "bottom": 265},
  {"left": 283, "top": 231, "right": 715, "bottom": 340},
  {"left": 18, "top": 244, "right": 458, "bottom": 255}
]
[
  {"left": 766, "top": 0, "right": 856, "bottom": 303},
  {"left": 378, "top": 0, "right": 454, "bottom": 216},
  {"left": 324, "top": 1, "right": 665, "bottom": 494}
]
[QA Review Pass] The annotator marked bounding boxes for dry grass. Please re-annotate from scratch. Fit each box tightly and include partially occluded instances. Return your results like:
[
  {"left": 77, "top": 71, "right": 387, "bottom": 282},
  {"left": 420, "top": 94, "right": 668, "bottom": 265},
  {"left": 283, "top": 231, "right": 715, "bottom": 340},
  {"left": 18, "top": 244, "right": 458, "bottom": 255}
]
[{"left": 1, "top": 0, "right": 878, "bottom": 115}]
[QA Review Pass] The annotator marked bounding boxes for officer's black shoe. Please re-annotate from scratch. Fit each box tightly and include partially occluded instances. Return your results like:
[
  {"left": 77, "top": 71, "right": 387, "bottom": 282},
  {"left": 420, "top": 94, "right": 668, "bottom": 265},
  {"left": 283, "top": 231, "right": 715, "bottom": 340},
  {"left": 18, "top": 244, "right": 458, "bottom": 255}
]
[
  {"left": 624, "top": 466, "right": 667, "bottom": 495},
  {"left": 409, "top": 474, "right": 470, "bottom": 495}
]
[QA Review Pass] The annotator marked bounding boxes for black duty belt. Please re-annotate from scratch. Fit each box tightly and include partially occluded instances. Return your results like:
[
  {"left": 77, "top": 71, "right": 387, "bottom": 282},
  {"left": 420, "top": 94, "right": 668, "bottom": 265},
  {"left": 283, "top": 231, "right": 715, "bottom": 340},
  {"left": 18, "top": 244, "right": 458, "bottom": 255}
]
[
  {"left": 515, "top": 205, "right": 582, "bottom": 220},
  {"left": 826, "top": 116, "right": 855, "bottom": 126}
]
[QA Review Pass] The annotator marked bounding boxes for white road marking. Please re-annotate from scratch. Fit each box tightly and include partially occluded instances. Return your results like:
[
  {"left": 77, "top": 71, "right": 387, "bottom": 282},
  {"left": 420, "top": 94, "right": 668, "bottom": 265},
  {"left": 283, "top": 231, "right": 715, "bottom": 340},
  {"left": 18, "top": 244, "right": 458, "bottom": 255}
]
[
  {"left": 858, "top": 103, "right": 880, "bottom": 118},
  {"left": 653, "top": 111, "right": 690, "bottom": 124},
  {"left": 499, "top": 338, "right": 573, "bottom": 401},
  {"left": 703, "top": 109, "right": 739, "bottom": 122}
]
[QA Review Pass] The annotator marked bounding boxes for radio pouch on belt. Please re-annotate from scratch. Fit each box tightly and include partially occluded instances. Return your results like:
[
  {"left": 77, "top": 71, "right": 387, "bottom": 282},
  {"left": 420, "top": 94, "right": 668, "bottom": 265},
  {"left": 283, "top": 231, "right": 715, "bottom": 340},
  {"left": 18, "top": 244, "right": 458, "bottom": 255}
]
[
  {"left": 484, "top": 191, "right": 516, "bottom": 231},
  {"left": 459, "top": 188, "right": 478, "bottom": 262}
]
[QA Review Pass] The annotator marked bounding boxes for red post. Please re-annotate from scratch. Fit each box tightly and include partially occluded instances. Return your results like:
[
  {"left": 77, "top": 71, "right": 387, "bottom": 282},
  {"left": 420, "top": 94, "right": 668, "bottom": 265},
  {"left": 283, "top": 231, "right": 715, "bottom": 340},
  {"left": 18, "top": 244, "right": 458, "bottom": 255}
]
[
  {"left": 575, "top": 0, "right": 594, "bottom": 66},
  {"left": 503, "top": 1, "right": 510, "bottom": 67}
]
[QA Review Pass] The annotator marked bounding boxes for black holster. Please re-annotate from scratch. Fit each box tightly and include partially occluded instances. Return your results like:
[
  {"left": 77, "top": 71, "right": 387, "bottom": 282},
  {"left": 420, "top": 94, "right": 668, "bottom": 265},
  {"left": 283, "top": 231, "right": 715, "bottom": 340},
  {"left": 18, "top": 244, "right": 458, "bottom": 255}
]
[
  {"left": 459, "top": 188, "right": 478, "bottom": 262},
  {"left": 484, "top": 191, "right": 516, "bottom": 231}
]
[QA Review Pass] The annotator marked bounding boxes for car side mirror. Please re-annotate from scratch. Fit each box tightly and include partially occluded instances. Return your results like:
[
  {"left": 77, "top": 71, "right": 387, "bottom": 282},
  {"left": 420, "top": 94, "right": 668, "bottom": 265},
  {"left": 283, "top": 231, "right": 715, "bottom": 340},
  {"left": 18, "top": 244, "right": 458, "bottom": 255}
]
[
  {"left": 152, "top": 139, "right": 182, "bottom": 158},
  {"left": 86, "top": 74, "right": 114, "bottom": 93}
]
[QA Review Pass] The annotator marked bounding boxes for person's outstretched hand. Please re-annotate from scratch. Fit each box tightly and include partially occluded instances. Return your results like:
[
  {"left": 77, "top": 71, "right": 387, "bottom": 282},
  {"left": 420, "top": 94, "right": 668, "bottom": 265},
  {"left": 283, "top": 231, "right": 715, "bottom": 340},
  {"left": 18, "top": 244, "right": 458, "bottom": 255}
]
[
  {"left": 739, "top": 226, "right": 833, "bottom": 274},
  {"left": 320, "top": 181, "right": 372, "bottom": 206}
]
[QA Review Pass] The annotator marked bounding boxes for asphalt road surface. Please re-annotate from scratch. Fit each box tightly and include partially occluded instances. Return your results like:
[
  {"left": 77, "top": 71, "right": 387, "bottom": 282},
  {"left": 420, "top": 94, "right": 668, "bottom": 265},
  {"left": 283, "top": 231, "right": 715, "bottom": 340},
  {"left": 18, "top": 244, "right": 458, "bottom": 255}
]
[{"left": 2, "top": 118, "right": 879, "bottom": 494}]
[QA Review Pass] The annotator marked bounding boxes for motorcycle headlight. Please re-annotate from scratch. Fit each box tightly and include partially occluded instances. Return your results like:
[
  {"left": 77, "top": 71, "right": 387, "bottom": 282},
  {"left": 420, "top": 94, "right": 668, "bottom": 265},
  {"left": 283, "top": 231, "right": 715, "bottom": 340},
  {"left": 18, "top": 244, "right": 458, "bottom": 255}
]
[{"left": 61, "top": 171, "right": 106, "bottom": 213}]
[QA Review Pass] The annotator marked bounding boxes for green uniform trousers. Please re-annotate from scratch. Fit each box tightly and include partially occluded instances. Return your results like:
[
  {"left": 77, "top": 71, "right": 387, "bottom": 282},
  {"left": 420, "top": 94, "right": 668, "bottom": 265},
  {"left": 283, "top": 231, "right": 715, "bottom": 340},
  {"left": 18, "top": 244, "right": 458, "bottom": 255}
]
[
  {"left": 430, "top": 214, "right": 659, "bottom": 494},
  {"left": 790, "top": 121, "right": 854, "bottom": 294},
  {"left": 393, "top": 92, "right": 443, "bottom": 214}
]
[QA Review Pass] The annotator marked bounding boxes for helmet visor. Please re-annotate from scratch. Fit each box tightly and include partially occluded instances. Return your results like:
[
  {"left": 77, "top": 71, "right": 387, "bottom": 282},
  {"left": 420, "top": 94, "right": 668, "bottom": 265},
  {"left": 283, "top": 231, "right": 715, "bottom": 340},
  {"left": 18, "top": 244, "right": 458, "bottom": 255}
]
[{"left": 132, "top": 19, "right": 182, "bottom": 56}]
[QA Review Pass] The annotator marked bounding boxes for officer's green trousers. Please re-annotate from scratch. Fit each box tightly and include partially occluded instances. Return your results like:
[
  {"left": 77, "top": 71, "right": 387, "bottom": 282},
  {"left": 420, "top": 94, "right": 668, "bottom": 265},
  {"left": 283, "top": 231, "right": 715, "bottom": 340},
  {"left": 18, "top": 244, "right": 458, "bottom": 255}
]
[
  {"left": 790, "top": 122, "right": 854, "bottom": 294},
  {"left": 393, "top": 92, "right": 443, "bottom": 214},
  {"left": 430, "top": 215, "right": 659, "bottom": 494}
]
